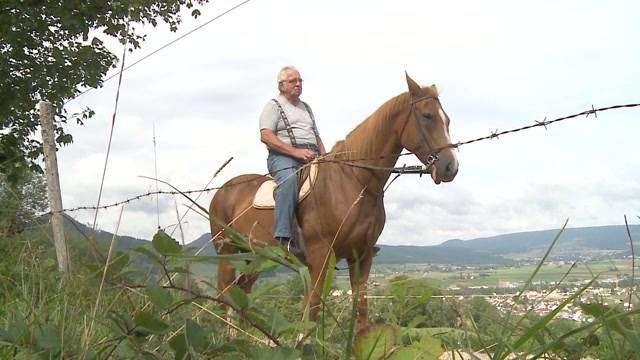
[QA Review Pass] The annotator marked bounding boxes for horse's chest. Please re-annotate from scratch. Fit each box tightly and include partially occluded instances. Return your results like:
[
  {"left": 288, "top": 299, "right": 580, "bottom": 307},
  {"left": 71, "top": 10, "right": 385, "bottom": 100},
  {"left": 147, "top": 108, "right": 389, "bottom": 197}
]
[{"left": 335, "top": 197, "right": 384, "bottom": 238}]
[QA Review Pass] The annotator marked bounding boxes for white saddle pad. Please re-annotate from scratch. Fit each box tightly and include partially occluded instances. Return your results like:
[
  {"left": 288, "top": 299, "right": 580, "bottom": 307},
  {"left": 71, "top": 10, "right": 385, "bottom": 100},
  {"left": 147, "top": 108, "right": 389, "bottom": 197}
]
[{"left": 253, "top": 162, "right": 318, "bottom": 209}]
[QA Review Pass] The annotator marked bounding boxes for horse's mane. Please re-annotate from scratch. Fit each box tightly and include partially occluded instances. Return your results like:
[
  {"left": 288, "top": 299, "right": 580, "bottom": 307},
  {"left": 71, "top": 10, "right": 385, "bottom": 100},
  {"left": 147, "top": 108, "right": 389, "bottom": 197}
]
[{"left": 328, "top": 86, "right": 439, "bottom": 159}]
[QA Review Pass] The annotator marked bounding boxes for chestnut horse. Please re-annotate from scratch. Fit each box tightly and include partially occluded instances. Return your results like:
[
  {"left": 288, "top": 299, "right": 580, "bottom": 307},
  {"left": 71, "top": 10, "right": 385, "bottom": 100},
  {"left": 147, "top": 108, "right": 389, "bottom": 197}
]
[{"left": 209, "top": 73, "right": 458, "bottom": 331}]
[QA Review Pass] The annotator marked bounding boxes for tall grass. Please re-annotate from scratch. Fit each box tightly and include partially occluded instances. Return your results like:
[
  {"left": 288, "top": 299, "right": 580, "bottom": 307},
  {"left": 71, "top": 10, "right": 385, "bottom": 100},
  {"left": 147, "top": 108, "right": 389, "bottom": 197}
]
[{"left": 1, "top": 218, "right": 638, "bottom": 359}]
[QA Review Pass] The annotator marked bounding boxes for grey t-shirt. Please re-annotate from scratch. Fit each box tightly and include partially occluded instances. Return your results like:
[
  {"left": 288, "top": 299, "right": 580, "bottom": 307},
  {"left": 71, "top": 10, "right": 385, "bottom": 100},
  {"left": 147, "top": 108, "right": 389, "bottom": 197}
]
[{"left": 259, "top": 95, "right": 318, "bottom": 146}]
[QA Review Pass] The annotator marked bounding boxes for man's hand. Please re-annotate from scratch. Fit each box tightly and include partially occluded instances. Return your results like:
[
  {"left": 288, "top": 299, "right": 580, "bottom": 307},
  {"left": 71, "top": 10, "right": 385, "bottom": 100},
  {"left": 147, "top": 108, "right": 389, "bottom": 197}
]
[{"left": 293, "top": 148, "right": 315, "bottom": 162}]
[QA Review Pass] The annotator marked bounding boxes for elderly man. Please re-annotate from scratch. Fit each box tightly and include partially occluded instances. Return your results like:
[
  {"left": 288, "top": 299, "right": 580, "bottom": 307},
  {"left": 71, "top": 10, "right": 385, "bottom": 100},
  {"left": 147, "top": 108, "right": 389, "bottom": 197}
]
[{"left": 259, "top": 66, "right": 326, "bottom": 261}]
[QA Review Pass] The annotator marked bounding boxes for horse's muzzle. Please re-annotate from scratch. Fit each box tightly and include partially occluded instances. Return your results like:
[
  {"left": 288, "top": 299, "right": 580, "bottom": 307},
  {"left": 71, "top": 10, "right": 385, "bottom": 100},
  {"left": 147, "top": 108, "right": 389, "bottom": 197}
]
[{"left": 433, "top": 151, "right": 458, "bottom": 184}]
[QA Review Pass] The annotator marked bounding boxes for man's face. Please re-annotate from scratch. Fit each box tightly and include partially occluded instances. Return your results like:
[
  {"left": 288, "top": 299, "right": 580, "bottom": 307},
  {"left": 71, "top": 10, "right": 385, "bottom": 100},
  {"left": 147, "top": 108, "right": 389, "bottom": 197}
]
[{"left": 279, "top": 70, "right": 303, "bottom": 98}]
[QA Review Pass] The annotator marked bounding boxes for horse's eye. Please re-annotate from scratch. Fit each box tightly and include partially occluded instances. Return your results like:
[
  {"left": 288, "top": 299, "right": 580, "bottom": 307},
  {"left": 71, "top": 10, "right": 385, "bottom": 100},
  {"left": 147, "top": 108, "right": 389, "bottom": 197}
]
[{"left": 423, "top": 113, "right": 433, "bottom": 120}]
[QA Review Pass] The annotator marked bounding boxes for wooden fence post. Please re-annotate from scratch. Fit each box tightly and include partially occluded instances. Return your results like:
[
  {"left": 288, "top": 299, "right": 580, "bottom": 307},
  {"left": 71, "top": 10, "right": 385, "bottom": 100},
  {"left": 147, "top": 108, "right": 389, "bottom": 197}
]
[{"left": 39, "top": 101, "right": 71, "bottom": 274}]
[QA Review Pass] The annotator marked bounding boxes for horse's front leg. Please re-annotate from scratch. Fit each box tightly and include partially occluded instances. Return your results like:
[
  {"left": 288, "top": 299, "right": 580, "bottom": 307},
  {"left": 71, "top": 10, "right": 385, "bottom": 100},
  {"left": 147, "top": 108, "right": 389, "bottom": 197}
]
[
  {"left": 303, "top": 245, "right": 333, "bottom": 323},
  {"left": 348, "top": 247, "right": 373, "bottom": 334}
]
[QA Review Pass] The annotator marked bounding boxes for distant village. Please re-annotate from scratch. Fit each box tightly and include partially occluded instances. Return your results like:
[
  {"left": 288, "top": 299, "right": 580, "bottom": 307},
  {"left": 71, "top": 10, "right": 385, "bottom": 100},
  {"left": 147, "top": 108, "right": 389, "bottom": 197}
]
[{"left": 331, "top": 258, "right": 639, "bottom": 323}]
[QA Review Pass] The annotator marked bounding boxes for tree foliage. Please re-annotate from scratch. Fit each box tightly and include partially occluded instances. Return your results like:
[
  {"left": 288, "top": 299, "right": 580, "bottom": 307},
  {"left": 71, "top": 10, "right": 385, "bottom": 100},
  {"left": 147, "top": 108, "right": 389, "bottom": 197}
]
[
  {"left": 0, "top": 0, "right": 208, "bottom": 182},
  {"left": 0, "top": 164, "right": 48, "bottom": 236}
]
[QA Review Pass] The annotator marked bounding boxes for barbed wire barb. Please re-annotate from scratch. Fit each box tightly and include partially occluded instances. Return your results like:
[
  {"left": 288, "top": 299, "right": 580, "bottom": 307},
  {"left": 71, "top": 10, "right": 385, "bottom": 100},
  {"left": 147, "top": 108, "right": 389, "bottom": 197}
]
[{"left": 535, "top": 117, "right": 548, "bottom": 130}]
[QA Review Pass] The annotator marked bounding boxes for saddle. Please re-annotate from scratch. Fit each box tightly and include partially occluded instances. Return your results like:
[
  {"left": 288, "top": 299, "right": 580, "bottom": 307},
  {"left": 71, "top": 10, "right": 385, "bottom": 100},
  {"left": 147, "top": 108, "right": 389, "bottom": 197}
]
[{"left": 253, "top": 161, "right": 318, "bottom": 209}]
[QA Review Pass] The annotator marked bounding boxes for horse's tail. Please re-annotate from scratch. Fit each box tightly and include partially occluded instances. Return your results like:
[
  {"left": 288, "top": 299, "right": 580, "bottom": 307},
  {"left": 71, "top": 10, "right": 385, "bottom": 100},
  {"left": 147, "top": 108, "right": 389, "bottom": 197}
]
[{"left": 208, "top": 187, "right": 229, "bottom": 255}]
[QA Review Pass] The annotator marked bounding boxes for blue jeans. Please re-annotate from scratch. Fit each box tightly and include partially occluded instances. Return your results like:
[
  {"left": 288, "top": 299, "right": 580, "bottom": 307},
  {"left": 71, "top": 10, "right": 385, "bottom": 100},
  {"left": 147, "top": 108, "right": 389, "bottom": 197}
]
[{"left": 267, "top": 151, "right": 303, "bottom": 238}]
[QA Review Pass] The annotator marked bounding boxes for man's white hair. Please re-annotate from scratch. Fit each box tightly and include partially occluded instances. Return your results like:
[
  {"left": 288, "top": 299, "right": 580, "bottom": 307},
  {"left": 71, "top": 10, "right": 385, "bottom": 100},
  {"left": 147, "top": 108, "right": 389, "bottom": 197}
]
[{"left": 277, "top": 66, "right": 299, "bottom": 82}]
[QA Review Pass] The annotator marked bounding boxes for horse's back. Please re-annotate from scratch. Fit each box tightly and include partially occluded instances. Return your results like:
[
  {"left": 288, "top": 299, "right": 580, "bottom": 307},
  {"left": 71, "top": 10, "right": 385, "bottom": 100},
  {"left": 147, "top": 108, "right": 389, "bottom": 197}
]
[
  {"left": 209, "top": 173, "right": 269, "bottom": 250},
  {"left": 210, "top": 173, "right": 268, "bottom": 219}
]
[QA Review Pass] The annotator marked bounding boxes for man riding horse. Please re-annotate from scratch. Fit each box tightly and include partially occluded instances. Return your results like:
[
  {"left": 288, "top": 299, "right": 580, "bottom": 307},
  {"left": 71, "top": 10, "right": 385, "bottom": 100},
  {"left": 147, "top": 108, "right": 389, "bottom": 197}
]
[
  {"left": 210, "top": 71, "right": 458, "bottom": 333},
  {"left": 258, "top": 65, "right": 327, "bottom": 262}
]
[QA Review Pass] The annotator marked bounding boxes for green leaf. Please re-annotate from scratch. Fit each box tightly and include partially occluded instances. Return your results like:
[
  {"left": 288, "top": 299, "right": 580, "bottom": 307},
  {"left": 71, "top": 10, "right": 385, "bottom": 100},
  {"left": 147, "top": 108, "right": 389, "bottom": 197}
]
[
  {"left": 185, "top": 319, "right": 207, "bottom": 352},
  {"left": 109, "top": 251, "right": 130, "bottom": 274},
  {"left": 580, "top": 303, "right": 640, "bottom": 350},
  {"left": 229, "top": 259, "right": 247, "bottom": 272},
  {"left": 55, "top": 133, "right": 73, "bottom": 145},
  {"left": 244, "top": 257, "right": 279, "bottom": 274},
  {"left": 171, "top": 255, "right": 224, "bottom": 263},
  {"left": 416, "top": 336, "right": 443, "bottom": 357},
  {"left": 107, "top": 311, "right": 135, "bottom": 335},
  {"left": 250, "top": 346, "right": 300, "bottom": 360},
  {"left": 146, "top": 283, "right": 172, "bottom": 310},
  {"left": 152, "top": 230, "right": 182, "bottom": 255},
  {"left": 224, "top": 285, "right": 249, "bottom": 310},
  {"left": 166, "top": 266, "right": 191, "bottom": 274},
  {"left": 271, "top": 317, "right": 315, "bottom": 337},
  {"left": 131, "top": 247, "right": 163, "bottom": 266},
  {"left": 322, "top": 251, "right": 337, "bottom": 300},
  {"left": 354, "top": 324, "right": 397, "bottom": 360},
  {"left": 407, "top": 315, "right": 427, "bottom": 329},
  {"left": 34, "top": 322, "right": 61, "bottom": 351},
  {"left": 4, "top": 312, "right": 29, "bottom": 344},
  {"left": 168, "top": 330, "right": 187, "bottom": 359},
  {"left": 388, "top": 346, "right": 439, "bottom": 360},
  {"left": 511, "top": 276, "right": 598, "bottom": 351},
  {"left": 134, "top": 311, "right": 169, "bottom": 335},
  {"left": 248, "top": 281, "right": 282, "bottom": 303},
  {"left": 214, "top": 339, "right": 254, "bottom": 356}
]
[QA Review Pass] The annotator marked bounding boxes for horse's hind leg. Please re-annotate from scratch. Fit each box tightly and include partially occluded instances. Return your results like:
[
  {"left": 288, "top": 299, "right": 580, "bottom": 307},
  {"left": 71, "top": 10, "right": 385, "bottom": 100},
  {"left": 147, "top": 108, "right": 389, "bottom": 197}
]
[
  {"left": 216, "top": 258, "right": 238, "bottom": 336},
  {"left": 217, "top": 259, "right": 236, "bottom": 294}
]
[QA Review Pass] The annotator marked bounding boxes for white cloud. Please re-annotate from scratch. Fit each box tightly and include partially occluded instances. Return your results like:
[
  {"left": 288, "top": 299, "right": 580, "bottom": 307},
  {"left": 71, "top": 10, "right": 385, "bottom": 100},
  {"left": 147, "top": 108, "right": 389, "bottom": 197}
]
[{"left": 55, "top": 0, "right": 640, "bottom": 245}]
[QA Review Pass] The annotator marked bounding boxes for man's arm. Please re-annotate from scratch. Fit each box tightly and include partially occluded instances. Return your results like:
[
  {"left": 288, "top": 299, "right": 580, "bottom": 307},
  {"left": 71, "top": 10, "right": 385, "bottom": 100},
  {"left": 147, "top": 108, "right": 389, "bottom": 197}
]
[{"left": 260, "top": 129, "right": 315, "bottom": 161}]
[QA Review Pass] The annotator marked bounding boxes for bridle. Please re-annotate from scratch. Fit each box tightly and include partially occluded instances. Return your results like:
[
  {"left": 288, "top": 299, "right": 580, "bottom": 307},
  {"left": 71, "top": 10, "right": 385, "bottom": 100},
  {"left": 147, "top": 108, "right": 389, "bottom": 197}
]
[
  {"left": 340, "top": 94, "right": 449, "bottom": 177},
  {"left": 399, "top": 94, "right": 445, "bottom": 169}
]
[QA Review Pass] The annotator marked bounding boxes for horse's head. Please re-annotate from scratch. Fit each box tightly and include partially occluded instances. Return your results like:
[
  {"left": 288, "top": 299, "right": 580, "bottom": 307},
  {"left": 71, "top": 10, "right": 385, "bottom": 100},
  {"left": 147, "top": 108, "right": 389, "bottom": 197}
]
[{"left": 399, "top": 73, "right": 459, "bottom": 184}]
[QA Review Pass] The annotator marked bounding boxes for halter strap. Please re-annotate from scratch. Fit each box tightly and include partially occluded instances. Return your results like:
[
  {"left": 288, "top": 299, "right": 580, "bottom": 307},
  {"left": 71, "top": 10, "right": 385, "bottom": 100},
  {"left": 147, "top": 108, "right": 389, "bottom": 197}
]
[{"left": 399, "top": 95, "right": 442, "bottom": 161}]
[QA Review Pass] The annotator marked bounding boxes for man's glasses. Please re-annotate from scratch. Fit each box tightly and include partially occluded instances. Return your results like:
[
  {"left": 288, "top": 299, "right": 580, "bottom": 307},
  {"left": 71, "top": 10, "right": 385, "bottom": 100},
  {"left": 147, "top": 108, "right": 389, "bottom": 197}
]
[{"left": 281, "top": 78, "right": 303, "bottom": 84}]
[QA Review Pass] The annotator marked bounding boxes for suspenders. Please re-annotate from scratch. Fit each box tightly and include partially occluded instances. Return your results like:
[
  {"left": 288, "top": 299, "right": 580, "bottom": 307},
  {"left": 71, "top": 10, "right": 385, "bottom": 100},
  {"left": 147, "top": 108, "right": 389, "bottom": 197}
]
[{"left": 271, "top": 98, "right": 319, "bottom": 147}]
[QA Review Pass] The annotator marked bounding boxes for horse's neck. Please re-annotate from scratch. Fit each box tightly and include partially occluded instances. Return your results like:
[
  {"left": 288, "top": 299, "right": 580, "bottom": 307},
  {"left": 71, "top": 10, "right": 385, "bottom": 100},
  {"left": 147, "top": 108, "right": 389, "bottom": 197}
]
[{"left": 341, "top": 94, "right": 408, "bottom": 188}]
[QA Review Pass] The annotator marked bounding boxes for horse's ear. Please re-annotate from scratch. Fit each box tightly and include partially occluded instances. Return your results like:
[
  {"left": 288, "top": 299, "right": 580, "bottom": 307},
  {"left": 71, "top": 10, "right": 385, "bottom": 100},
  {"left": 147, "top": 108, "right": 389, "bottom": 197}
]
[{"left": 405, "top": 71, "right": 423, "bottom": 99}]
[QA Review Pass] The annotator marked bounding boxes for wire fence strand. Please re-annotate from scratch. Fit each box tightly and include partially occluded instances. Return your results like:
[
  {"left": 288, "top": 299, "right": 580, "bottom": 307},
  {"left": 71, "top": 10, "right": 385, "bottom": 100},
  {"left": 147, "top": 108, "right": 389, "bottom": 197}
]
[{"left": 54, "top": 102, "right": 640, "bottom": 214}]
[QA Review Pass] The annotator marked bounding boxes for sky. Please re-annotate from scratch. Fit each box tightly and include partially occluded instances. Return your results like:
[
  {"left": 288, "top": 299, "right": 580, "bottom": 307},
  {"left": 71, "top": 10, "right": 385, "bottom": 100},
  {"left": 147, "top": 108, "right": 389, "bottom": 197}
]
[{"left": 57, "top": 0, "right": 640, "bottom": 247}]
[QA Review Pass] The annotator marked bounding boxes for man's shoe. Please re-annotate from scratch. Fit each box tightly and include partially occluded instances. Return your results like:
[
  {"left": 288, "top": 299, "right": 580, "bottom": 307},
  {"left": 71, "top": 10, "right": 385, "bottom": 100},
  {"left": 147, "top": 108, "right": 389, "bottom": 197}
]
[{"left": 275, "top": 236, "right": 307, "bottom": 265}]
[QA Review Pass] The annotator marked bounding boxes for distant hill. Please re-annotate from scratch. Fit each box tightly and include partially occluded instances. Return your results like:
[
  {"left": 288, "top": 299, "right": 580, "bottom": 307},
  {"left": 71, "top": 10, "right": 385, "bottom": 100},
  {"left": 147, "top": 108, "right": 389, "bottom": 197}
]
[
  {"left": 186, "top": 234, "right": 511, "bottom": 264},
  {"left": 188, "top": 224, "right": 640, "bottom": 264},
  {"left": 58, "top": 214, "right": 149, "bottom": 251},
  {"left": 370, "top": 244, "right": 512, "bottom": 265},
  {"left": 187, "top": 233, "right": 215, "bottom": 255},
  {"left": 438, "top": 225, "right": 640, "bottom": 259},
  {"left": 52, "top": 216, "right": 640, "bottom": 265}
]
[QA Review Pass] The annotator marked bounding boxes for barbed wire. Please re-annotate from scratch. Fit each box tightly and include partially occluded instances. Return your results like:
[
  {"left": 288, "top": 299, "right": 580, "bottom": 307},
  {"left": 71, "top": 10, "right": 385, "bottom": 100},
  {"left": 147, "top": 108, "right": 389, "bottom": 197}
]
[
  {"left": 451, "top": 103, "right": 639, "bottom": 148},
  {"left": 55, "top": 102, "right": 640, "bottom": 214}
]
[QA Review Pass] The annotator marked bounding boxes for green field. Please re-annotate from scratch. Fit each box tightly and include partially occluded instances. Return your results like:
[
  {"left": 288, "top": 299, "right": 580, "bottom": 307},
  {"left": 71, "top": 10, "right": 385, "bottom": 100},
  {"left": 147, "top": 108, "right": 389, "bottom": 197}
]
[{"left": 365, "top": 260, "right": 635, "bottom": 288}]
